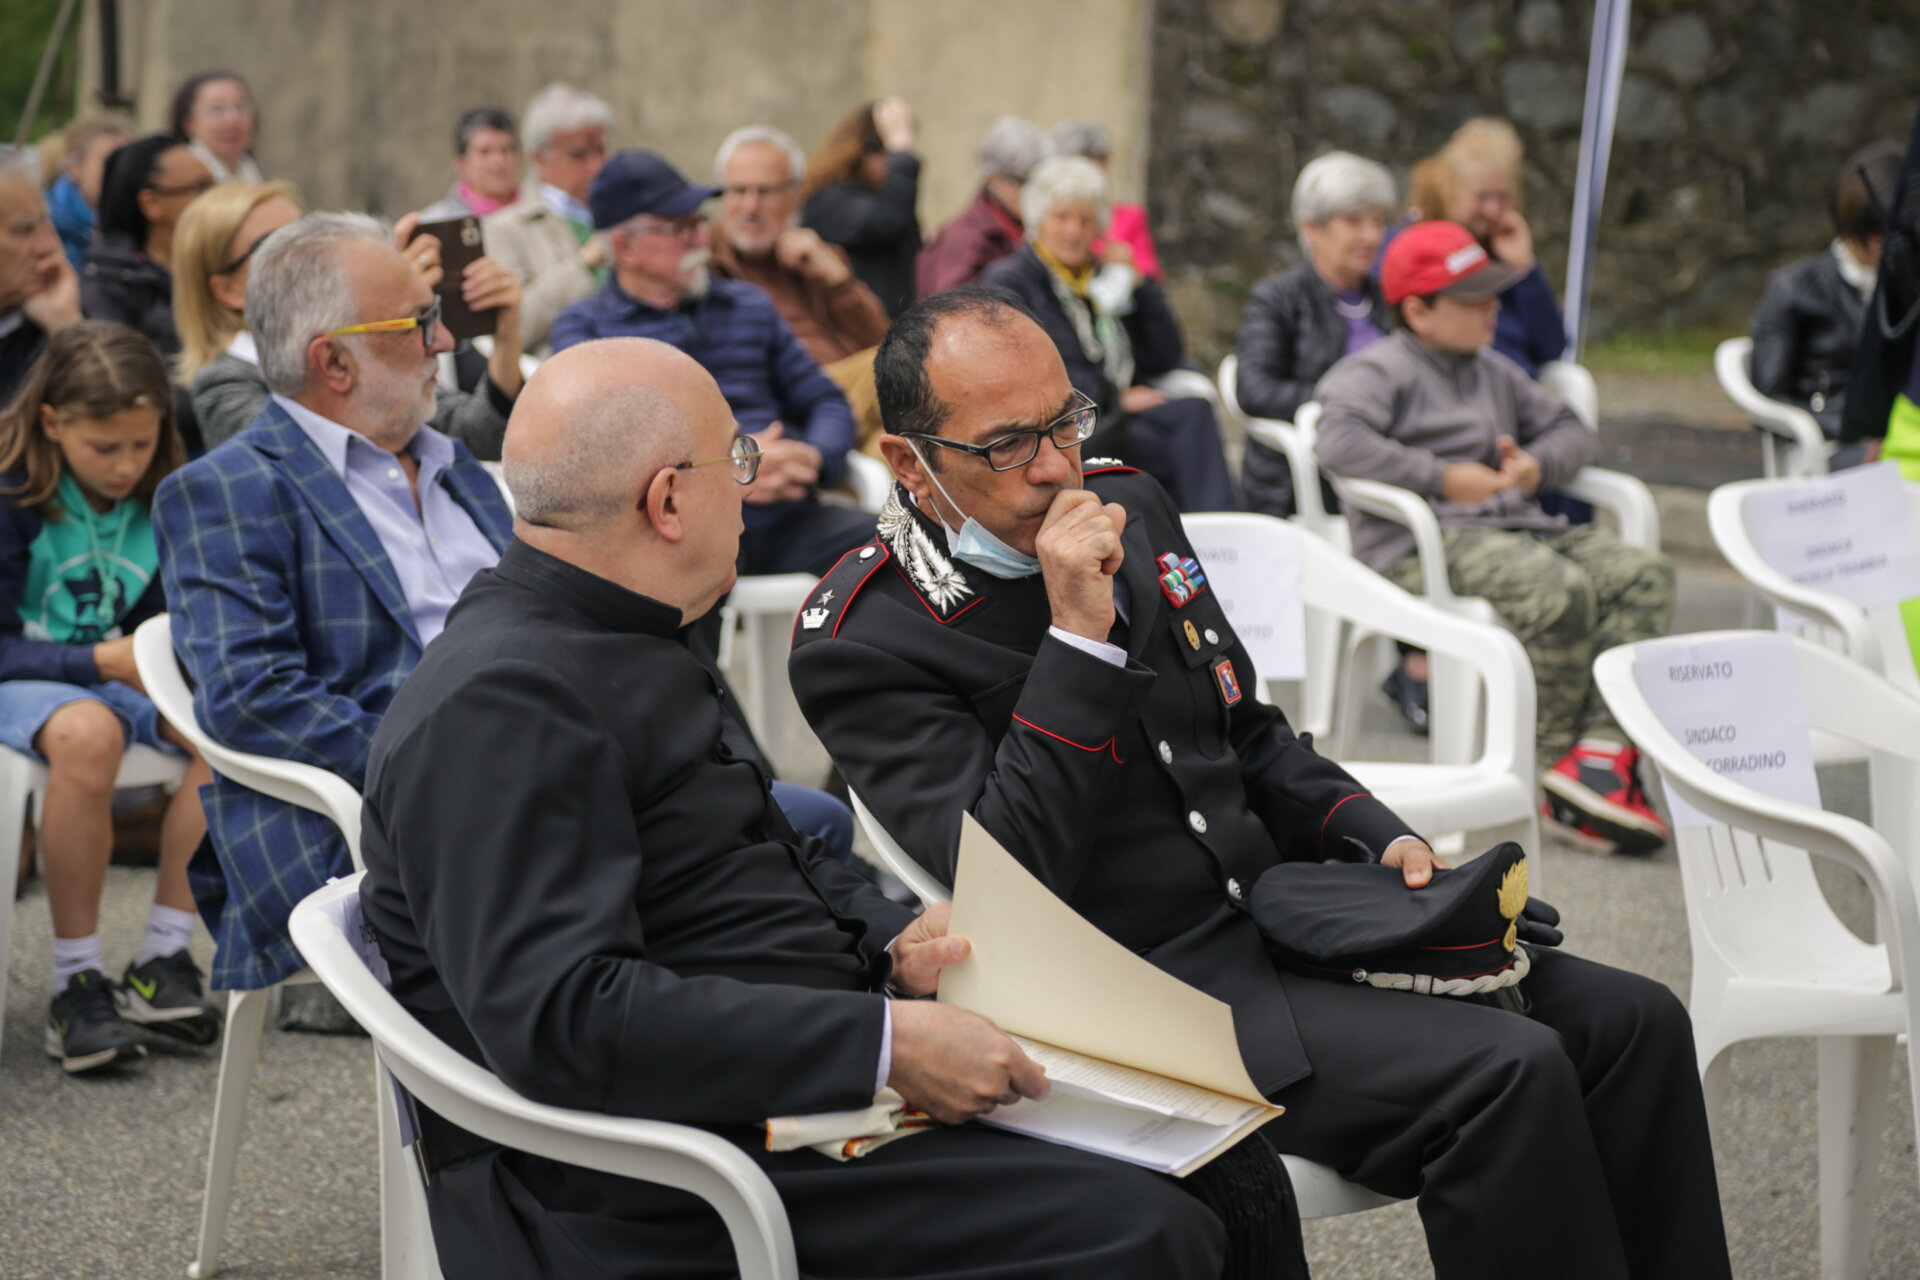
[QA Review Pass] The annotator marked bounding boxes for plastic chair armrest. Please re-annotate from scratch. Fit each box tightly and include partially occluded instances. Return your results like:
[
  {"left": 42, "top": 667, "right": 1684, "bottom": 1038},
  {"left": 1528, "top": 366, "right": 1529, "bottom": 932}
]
[
  {"left": 1327, "top": 476, "right": 1455, "bottom": 602},
  {"left": 1559, "top": 466, "right": 1661, "bottom": 550}
]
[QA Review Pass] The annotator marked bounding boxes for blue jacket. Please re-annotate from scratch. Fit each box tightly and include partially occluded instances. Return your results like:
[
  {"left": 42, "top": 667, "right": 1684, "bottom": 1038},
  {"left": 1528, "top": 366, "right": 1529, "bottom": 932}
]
[
  {"left": 550, "top": 277, "right": 854, "bottom": 529},
  {"left": 153, "top": 400, "right": 514, "bottom": 989}
]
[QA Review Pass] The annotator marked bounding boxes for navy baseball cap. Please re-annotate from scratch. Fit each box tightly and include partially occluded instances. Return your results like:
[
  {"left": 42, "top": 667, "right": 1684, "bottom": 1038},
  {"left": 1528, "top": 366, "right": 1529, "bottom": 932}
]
[{"left": 589, "top": 149, "right": 721, "bottom": 229}]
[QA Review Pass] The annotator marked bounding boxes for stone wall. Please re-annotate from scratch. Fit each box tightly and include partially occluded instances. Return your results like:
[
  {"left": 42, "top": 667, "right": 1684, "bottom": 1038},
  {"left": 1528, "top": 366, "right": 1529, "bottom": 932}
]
[
  {"left": 93, "top": 0, "right": 1150, "bottom": 244},
  {"left": 1147, "top": 0, "right": 1918, "bottom": 367}
]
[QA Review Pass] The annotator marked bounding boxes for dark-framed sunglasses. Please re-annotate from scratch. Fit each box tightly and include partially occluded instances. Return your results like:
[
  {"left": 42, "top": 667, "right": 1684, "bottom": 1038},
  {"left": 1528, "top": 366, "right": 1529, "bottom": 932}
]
[
  {"left": 901, "top": 391, "right": 1099, "bottom": 471},
  {"left": 217, "top": 226, "right": 276, "bottom": 277},
  {"left": 675, "top": 432, "right": 764, "bottom": 485}
]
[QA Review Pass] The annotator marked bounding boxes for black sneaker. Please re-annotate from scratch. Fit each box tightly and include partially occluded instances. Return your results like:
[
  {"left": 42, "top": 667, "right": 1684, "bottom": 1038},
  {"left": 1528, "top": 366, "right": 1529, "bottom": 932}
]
[
  {"left": 46, "top": 969, "right": 146, "bottom": 1073},
  {"left": 1381, "top": 665, "right": 1430, "bottom": 736},
  {"left": 118, "top": 950, "right": 224, "bottom": 1045}
]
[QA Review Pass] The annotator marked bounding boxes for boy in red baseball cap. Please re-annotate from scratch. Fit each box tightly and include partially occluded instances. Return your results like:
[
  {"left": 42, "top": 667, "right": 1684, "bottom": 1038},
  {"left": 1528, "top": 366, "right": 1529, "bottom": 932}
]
[{"left": 1314, "top": 219, "right": 1676, "bottom": 855}]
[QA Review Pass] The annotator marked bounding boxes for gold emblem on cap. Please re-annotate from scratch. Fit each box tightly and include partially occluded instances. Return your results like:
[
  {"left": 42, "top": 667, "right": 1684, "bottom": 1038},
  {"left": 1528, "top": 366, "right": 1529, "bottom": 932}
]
[
  {"left": 1498, "top": 859, "right": 1529, "bottom": 952},
  {"left": 1184, "top": 620, "right": 1200, "bottom": 650}
]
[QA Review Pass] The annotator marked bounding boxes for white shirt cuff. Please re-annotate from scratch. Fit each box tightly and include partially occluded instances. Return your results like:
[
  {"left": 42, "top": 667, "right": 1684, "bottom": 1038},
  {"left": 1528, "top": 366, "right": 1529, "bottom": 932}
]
[
  {"left": 1049, "top": 625, "right": 1126, "bottom": 668},
  {"left": 877, "top": 1001, "right": 893, "bottom": 1092}
]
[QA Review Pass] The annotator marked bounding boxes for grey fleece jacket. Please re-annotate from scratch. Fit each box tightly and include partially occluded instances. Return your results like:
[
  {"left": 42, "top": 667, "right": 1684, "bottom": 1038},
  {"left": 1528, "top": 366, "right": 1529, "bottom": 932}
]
[
  {"left": 191, "top": 351, "right": 513, "bottom": 459},
  {"left": 1312, "top": 329, "right": 1595, "bottom": 571}
]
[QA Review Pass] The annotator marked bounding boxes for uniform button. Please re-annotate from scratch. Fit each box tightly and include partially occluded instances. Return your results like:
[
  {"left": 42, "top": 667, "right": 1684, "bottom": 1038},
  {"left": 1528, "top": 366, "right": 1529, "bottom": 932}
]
[
  {"left": 859, "top": 547, "right": 877, "bottom": 560},
  {"left": 1187, "top": 810, "right": 1207, "bottom": 835},
  {"left": 1227, "top": 877, "right": 1243, "bottom": 902},
  {"left": 1205, "top": 629, "right": 1219, "bottom": 645},
  {"left": 387, "top": 467, "right": 401, "bottom": 481},
  {"left": 1158, "top": 740, "right": 1173, "bottom": 765}
]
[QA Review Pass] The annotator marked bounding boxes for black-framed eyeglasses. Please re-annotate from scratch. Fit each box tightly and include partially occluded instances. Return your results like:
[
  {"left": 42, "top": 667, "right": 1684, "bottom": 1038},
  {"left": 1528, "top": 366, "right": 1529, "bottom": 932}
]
[
  {"left": 902, "top": 391, "right": 1099, "bottom": 471},
  {"left": 675, "top": 432, "right": 764, "bottom": 485},
  {"left": 323, "top": 295, "right": 445, "bottom": 353}
]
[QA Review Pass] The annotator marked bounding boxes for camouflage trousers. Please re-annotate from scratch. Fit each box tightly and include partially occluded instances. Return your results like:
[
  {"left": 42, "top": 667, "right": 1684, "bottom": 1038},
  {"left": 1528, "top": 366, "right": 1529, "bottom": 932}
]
[{"left": 1385, "top": 523, "right": 1676, "bottom": 771}]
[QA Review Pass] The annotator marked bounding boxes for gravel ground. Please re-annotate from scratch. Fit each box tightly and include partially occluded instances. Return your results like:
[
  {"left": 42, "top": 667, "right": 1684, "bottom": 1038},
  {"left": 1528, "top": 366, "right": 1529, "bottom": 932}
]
[{"left": 4, "top": 499, "right": 1916, "bottom": 1278}]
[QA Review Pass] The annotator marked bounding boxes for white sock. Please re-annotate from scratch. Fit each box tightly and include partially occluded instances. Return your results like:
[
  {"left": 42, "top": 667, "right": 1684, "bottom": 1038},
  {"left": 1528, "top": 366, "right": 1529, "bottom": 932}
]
[
  {"left": 51, "top": 933, "right": 107, "bottom": 995},
  {"left": 135, "top": 904, "right": 199, "bottom": 966}
]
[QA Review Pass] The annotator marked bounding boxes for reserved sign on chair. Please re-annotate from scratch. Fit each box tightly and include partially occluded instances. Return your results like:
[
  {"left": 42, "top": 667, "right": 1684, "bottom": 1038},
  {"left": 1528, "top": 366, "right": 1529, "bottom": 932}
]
[
  {"left": 1630, "top": 633, "right": 1821, "bottom": 830},
  {"left": 1745, "top": 461, "right": 1920, "bottom": 615},
  {"left": 1183, "top": 527, "right": 1307, "bottom": 681}
]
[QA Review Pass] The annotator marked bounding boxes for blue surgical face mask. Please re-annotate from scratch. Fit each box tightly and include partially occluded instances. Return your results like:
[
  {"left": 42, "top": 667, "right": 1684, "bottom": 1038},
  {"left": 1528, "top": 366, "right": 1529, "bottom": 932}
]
[{"left": 907, "top": 441, "right": 1043, "bottom": 580}]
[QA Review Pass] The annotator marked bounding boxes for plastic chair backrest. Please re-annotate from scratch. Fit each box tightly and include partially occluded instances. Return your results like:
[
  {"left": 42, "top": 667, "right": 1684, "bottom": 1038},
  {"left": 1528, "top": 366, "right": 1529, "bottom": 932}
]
[
  {"left": 1216, "top": 353, "right": 1246, "bottom": 423},
  {"left": 1714, "top": 336, "right": 1829, "bottom": 479},
  {"left": 290, "top": 874, "right": 798, "bottom": 1280},
  {"left": 850, "top": 790, "right": 951, "bottom": 905},
  {"left": 1537, "top": 360, "right": 1599, "bottom": 431},
  {"left": 133, "top": 615, "right": 364, "bottom": 863},
  {"left": 844, "top": 452, "right": 893, "bottom": 514},
  {"left": 1594, "top": 636, "right": 1920, "bottom": 982},
  {"left": 1706, "top": 477, "right": 1920, "bottom": 696}
]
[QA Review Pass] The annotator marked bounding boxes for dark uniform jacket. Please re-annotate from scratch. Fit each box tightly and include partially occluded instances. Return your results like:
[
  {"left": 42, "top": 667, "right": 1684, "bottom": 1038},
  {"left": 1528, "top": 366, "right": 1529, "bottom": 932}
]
[{"left": 790, "top": 467, "right": 1414, "bottom": 1095}]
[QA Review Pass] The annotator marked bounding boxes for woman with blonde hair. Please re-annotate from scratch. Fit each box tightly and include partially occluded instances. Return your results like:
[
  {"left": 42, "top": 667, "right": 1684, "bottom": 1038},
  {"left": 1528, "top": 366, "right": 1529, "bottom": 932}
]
[
  {"left": 1405, "top": 117, "right": 1566, "bottom": 376},
  {"left": 171, "top": 178, "right": 303, "bottom": 387}
]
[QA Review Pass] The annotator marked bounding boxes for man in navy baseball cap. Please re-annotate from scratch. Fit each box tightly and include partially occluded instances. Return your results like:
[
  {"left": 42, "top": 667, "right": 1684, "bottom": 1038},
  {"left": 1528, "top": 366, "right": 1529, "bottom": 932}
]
[{"left": 588, "top": 148, "right": 721, "bottom": 229}]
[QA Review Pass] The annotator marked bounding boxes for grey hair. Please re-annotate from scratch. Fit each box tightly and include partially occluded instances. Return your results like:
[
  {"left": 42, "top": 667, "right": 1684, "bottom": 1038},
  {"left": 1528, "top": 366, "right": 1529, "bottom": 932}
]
[
  {"left": 247, "top": 211, "right": 390, "bottom": 397},
  {"left": 1291, "top": 152, "right": 1396, "bottom": 250},
  {"left": 503, "top": 380, "right": 689, "bottom": 531},
  {"left": 1021, "top": 156, "right": 1109, "bottom": 238},
  {"left": 714, "top": 125, "right": 805, "bottom": 186},
  {"left": 976, "top": 116, "right": 1054, "bottom": 183},
  {"left": 0, "top": 146, "right": 40, "bottom": 186},
  {"left": 1051, "top": 119, "right": 1111, "bottom": 161},
  {"left": 522, "top": 83, "right": 614, "bottom": 156}
]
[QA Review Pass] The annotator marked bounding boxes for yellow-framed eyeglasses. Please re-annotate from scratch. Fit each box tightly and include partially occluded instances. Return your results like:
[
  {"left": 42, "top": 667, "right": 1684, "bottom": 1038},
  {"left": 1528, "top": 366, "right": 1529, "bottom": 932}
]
[
  {"left": 323, "top": 295, "right": 444, "bottom": 353},
  {"left": 675, "top": 433, "right": 764, "bottom": 485}
]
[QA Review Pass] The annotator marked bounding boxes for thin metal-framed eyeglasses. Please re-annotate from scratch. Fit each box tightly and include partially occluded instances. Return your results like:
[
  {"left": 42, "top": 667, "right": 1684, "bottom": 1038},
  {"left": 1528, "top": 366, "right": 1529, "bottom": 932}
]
[
  {"left": 323, "top": 295, "right": 444, "bottom": 353},
  {"left": 675, "top": 432, "right": 764, "bottom": 485},
  {"left": 901, "top": 391, "right": 1099, "bottom": 471}
]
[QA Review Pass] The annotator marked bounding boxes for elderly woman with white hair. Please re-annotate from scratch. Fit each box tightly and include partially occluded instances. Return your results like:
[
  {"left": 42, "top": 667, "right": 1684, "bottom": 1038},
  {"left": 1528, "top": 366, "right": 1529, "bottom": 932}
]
[
  {"left": 980, "top": 155, "right": 1235, "bottom": 511},
  {"left": 1235, "top": 150, "right": 1396, "bottom": 501},
  {"left": 1237, "top": 153, "right": 1430, "bottom": 731}
]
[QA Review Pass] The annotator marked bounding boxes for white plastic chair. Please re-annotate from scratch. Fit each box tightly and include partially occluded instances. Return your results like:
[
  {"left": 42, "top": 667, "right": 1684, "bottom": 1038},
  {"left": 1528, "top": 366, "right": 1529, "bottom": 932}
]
[
  {"left": 1147, "top": 366, "right": 1225, "bottom": 415},
  {"left": 1184, "top": 513, "right": 1540, "bottom": 860},
  {"left": 0, "top": 741, "right": 186, "bottom": 1065},
  {"left": 846, "top": 791, "right": 1399, "bottom": 1221},
  {"left": 716, "top": 574, "right": 819, "bottom": 754},
  {"left": 844, "top": 451, "right": 893, "bottom": 514},
  {"left": 132, "top": 616, "right": 383, "bottom": 1279},
  {"left": 291, "top": 873, "right": 798, "bottom": 1280},
  {"left": 1706, "top": 477, "right": 1920, "bottom": 698},
  {"left": 1714, "top": 336, "right": 1832, "bottom": 479},
  {"left": 1593, "top": 635, "right": 1920, "bottom": 1280}
]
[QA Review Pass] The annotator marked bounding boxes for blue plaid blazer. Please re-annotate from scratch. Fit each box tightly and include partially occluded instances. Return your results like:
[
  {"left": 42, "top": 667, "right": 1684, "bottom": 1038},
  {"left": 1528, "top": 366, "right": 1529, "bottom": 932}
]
[{"left": 153, "top": 400, "right": 514, "bottom": 989}]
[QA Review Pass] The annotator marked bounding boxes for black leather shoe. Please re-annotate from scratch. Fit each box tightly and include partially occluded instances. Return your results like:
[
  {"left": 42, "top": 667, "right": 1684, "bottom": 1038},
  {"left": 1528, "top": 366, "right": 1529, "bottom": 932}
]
[{"left": 1381, "top": 666, "right": 1429, "bottom": 736}]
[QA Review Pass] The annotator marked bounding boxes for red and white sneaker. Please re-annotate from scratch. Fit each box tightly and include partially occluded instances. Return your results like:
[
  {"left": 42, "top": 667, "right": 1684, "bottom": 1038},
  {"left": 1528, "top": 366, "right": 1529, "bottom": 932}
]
[{"left": 1540, "top": 740, "right": 1668, "bottom": 856}]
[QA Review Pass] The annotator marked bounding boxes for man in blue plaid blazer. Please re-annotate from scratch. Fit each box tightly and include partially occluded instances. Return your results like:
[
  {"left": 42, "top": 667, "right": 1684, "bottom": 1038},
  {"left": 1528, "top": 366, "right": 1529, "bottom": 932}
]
[{"left": 153, "top": 213, "right": 515, "bottom": 991}]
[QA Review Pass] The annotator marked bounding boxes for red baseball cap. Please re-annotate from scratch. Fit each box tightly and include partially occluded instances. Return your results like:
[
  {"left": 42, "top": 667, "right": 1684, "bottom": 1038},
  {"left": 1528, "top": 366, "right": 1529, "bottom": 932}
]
[{"left": 1380, "top": 220, "right": 1528, "bottom": 305}]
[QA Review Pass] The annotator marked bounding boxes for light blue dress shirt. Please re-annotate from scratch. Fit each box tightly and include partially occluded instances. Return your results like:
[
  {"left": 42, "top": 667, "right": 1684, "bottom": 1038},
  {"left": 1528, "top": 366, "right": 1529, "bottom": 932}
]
[{"left": 272, "top": 395, "right": 500, "bottom": 645}]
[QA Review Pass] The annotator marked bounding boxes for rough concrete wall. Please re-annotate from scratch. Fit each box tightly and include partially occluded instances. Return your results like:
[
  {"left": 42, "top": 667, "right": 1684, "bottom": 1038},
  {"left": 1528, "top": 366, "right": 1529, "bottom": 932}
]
[
  {"left": 867, "top": 0, "right": 1153, "bottom": 227},
  {"left": 1148, "top": 0, "right": 1918, "bottom": 367},
  {"left": 102, "top": 0, "right": 1151, "bottom": 243}
]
